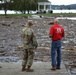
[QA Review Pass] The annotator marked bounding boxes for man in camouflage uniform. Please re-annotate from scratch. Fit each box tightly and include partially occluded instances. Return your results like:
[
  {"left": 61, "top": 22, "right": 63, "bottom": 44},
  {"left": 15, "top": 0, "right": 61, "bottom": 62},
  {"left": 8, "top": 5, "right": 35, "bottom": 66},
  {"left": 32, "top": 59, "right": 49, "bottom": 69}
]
[{"left": 20, "top": 20, "right": 38, "bottom": 72}]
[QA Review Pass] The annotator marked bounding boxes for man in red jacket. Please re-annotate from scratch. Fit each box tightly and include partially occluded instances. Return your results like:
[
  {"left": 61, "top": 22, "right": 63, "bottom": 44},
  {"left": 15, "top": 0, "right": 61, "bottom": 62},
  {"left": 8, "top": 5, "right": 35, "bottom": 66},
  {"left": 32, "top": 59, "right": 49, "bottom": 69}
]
[{"left": 49, "top": 19, "right": 64, "bottom": 70}]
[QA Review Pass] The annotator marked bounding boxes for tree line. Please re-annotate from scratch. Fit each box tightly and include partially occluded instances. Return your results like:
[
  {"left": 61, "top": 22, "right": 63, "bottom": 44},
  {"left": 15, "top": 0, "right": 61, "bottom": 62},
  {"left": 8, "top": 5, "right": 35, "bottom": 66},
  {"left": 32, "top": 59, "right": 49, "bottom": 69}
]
[{"left": 0, "top": 0, "right": 38, "bottom": 15}]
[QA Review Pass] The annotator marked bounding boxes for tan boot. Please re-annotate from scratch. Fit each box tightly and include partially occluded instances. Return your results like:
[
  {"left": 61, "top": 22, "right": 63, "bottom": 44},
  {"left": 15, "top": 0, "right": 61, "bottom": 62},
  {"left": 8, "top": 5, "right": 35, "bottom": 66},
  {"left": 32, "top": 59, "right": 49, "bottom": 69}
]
[
  {"left": 56, "top": 66, "right": 60, "bottom": 69},
  {"left": 26, "top": 66, "right": 34, "bottom": 72},
  {"left": 51, "top": 66, "right": 56, "bottom": 70}
]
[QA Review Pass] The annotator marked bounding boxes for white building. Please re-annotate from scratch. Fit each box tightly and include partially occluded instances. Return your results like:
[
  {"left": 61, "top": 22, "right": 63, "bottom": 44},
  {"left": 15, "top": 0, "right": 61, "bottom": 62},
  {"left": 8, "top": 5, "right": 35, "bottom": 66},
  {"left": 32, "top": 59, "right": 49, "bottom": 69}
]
[{"left": 38, "top": 0, "right": 52, "bottom": 12}]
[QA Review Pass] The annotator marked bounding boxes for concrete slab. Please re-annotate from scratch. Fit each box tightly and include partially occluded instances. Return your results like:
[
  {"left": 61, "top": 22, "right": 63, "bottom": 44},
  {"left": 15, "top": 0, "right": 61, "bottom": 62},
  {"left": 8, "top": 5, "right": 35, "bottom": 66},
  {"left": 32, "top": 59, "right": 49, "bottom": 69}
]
[{"left": 0, "top": 62, "right": 69, "bottom": 75}]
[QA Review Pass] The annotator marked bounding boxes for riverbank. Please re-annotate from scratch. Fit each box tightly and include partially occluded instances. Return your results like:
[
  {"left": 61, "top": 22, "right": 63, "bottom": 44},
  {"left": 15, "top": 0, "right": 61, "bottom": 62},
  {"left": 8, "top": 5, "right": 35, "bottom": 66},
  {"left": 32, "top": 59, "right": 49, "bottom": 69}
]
[
  {"left": 0, "top": 13, "right": 76, "bottom": 17},
  {"left": 0, "top": 16, "right": 76, "bottom": 75}
]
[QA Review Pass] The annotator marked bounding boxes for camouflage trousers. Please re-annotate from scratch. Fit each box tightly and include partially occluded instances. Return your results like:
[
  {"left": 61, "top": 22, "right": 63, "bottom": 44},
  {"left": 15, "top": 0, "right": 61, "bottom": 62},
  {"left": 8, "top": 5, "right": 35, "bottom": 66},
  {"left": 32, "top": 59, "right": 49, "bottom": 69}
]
[{"left": 22, "top": 49, "right": 34, "bottom": 67}]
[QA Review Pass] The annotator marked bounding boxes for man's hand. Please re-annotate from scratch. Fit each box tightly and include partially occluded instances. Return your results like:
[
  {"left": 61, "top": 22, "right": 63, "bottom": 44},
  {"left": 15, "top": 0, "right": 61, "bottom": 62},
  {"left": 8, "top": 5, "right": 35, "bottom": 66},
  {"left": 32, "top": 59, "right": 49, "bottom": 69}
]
[
  {"left": 34, "top": 44, "right": 37, "bottom": 49},
  {"left": 49, "top": 34, "right": 53, "bottom": 38},
  {"left": 33, "top": 44, "right": 38, "bottom": 49}
]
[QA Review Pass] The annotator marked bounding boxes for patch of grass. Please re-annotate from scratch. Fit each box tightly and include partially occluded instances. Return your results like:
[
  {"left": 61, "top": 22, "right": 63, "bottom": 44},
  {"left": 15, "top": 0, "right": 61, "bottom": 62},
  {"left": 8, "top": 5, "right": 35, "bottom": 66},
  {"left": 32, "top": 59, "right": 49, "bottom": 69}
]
[
  {"left": 37, "top": 13, "right": 76, "bottom": 17},
  {"left": 0, "top": 13, "right": 76, "bottom": 17},
  {"left": 0, "top": 14, "right": 31, "bottom": 17}
]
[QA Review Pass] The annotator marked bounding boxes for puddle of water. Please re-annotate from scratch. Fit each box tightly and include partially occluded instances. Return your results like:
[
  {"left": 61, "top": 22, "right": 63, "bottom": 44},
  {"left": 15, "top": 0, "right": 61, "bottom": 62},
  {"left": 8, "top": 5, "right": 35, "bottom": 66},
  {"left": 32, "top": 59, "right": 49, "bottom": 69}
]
[
  {"left": 71, "top": 68, "right": 76, "bottom": 74},
  {"left": 57, "top": 17, "right": 76, "bottom": 20},
  {"left": 0, "top": 56, "right": 20, "bottom": 62}
]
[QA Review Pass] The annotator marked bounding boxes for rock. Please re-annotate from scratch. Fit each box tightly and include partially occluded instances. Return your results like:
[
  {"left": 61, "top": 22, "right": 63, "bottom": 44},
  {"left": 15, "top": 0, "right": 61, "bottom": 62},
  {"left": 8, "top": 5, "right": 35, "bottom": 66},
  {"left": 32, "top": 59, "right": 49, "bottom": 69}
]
[
  {"left": 0, "top": 66, "right": 2, "bottom": 68},
  {"left": 48, "top": 21, "right": 54, "bottom": 25},
  {"left": 2, "top": 23, "right": 10, "bottom": 26}
]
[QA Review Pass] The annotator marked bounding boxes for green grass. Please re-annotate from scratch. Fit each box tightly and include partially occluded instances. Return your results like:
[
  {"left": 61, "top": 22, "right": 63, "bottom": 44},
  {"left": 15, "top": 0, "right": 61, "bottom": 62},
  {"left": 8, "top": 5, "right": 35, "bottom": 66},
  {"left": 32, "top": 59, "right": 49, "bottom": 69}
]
[
  {"left": 0, "top": 14, "right": 31, "bottom": 17},
  {"left": 0, "top": 13, "right": 76, "bottom": 17},
  {"left": 37, "top": 13, "right": 76, "bottom": 17}
]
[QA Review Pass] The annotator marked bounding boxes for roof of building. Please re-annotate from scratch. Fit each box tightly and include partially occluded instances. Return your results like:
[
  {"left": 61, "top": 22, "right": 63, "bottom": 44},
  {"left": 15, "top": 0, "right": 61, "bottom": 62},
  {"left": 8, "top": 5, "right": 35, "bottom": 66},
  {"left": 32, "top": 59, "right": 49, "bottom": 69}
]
[{"left": 38, "top": 0, "right": 50, "bottom": 2}]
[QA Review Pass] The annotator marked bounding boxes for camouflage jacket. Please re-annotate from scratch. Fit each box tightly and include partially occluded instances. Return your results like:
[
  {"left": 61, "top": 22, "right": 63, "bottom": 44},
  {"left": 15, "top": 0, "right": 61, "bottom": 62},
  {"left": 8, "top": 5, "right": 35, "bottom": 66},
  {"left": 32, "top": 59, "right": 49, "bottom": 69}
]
[{"left": 20, "top": 27, "right": 37, "bottom": 49}]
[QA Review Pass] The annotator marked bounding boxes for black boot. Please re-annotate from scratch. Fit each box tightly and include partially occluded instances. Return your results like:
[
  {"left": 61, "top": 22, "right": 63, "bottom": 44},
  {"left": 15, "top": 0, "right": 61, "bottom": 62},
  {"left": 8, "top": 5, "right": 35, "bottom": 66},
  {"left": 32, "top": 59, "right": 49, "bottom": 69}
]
[
  {"left": 26, "top": 66, "right": 34, "bottom": 72},
  {"left": 0, "top": 66, "right": 2, "bottom": 68},
  {"left": 22, "top": 66, "right": 26, "bottom": 71}
]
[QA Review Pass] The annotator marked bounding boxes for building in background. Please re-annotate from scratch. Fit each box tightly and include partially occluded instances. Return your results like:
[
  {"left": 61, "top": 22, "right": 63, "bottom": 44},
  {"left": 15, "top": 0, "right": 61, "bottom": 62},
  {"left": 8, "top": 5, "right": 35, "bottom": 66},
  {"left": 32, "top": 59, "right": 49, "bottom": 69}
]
[{"left": 38, "top": 0, "right": 52, "bottom": 13}]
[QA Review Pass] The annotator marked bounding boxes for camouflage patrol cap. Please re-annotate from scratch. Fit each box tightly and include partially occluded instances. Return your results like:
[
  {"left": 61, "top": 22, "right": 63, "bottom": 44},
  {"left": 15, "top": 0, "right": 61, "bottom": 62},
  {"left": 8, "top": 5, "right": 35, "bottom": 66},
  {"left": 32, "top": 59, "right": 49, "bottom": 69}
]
[{"left": 27, "top": 20, "right": 33, "bottom": 25}]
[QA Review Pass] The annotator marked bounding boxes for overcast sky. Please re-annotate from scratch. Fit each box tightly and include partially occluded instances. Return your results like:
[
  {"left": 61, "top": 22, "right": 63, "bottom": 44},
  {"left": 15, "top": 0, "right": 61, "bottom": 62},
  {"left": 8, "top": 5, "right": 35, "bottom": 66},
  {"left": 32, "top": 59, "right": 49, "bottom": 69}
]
[{"left": 49, "top": 0, "right": 76, "bottom": 5}]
